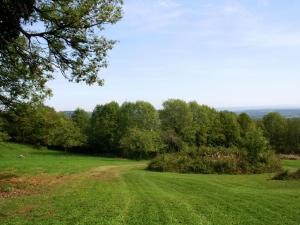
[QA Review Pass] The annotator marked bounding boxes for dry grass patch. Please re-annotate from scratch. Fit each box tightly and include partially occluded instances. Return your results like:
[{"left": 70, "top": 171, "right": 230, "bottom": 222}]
[{"left": 0, "top": 173, "right": 72, "bottom": 199}]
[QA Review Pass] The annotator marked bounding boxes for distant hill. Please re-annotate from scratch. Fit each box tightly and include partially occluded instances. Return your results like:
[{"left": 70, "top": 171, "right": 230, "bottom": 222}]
[
  {"left": 61, "top": 111, "right": 92, "bottom": 118},
  {"left": 233, "top": 109, "right": 300, "bottom": 119},
  {"left": 61, "top": 111, "right": 75, "bottom": 118}
]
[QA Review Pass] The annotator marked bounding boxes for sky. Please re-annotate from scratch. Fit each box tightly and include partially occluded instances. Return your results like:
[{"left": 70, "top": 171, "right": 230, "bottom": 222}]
[{"left": 46, "top": 0, "right": 300, "bottom": 111}]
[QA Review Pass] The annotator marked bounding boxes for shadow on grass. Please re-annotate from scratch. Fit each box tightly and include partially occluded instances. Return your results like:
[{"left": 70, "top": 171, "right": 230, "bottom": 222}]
[{"left": 29, "top": 150, "right": 131, "bottom": 162}]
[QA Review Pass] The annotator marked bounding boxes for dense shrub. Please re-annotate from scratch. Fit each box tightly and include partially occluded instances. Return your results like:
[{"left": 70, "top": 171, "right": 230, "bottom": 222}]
[{"left": 148, "top": 146, "right": 281, "bottom": 174}]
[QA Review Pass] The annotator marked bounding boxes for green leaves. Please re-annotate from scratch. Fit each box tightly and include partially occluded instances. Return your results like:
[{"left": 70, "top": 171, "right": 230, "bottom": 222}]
[
  {"left": 4, "top": 104, "right": 85, "bottom": 149},
  {"left": 0, "top": 0, "right": 123, "bottom": 107}
]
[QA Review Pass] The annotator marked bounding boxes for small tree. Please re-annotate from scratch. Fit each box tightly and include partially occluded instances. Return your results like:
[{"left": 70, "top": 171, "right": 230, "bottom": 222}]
[{"left": 241, "top": 127, "right": 269, "bottom": 163}]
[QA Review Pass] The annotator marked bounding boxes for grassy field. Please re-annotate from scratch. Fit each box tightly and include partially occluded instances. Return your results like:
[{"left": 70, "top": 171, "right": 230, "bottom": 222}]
[{"left": 0, "top": 143, "right": 299, "bottom": 225}]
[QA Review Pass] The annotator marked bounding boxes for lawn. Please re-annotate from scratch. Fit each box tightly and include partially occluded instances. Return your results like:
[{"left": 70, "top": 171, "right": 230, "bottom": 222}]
[{"left": 0, "top": 143, "right": 299, "bottom": 225}]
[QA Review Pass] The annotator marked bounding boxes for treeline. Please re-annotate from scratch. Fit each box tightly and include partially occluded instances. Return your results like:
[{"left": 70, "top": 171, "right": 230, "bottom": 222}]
[
  {"left": 0, "top": 100, "right": 299, "bottom": 159},
  {"left": 259, "top": 112, "right": 300, "bottom": 154}
]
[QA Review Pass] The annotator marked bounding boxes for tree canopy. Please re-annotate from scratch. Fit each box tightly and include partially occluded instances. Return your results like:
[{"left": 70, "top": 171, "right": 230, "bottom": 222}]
[{"left": 0, "top": 0, "right": 123, "bottom": 107}]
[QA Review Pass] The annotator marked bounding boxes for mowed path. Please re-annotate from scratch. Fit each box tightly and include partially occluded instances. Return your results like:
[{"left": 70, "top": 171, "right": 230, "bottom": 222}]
[{"left": 1, "top": 144, "right": 300, "bottom": 225}]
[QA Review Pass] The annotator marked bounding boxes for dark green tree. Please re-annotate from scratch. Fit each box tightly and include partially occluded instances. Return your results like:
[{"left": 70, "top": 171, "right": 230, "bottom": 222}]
[
  {"left": 5, "top": 103, "right": 84, "bottom": 149},
  {"left": 285, "top": 118, "right": 300, "bottom": 154},
  {"left": 0, "top": 0, "right": 123, "bottom": 107},
  {"left": 238, "top": 113, "right": 254, "bottom": 137},
  {"left": 160, "top": 99, "right": 195, "bottom": 148},
  {"left": 71, "top": 108, "right": 90, "bottom": 143},
  {"left": 261, "top": 112, "right": 287, "bottom": 152},
  {"left": 120, "top": 128, "right": 163, "bottom": 160},
  {"left": 48, "top": 113, "right": 85, "bottom": 151},
  {"left": 89, "top": 102, "right": 120, "bottom": 153},
  {"left": 118, "top": 101, "right": 160, "bottom": 134}
]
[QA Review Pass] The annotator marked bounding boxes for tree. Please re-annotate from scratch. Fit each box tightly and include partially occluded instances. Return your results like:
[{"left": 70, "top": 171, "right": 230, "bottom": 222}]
[
  {"left": 241, "top": 126, "right": 269, "bottom": 163},
  {"left": 238, "top": 113, "right": 254, "bottom": 137},
  {"left": 118, "top": 101, "right": 160, "bottom": 134},
  {"left": 71, "top": 108, "right": 90, "bottom": 143},
  {"left": 0, "top": 0, "right": 123, "bottom": 107},
  {"left": 4, "top": 103, "right": 84, "bottom": 149},
  {"left": 160, "top": 99, "right": 195, "bottom": 147},
  {"left": 89, "top": 102, "right": 120, "bottom": 153},
  {"left": 261, "top": 112, "right": 287, "bottom": 152},
  {"left": 120, "top": 128, "right": 163, "bottom": 160},
  {"left": 189, "top": 102, "right": 215, "bottom": 148},
  {"left": 5, "top": 103, "right": 58, "bottom": 145},
  {"left": 285, "top": 118, "right": 300, "bottom": 154},
  {"left": 219, "top": 111, "right": 241, "bottom": 147},
  {"left": 48, "top": 113, "right": 85, "bottom": 151},
  {"left": 206, "top": 111, "right": 225, "bottom": 147}
]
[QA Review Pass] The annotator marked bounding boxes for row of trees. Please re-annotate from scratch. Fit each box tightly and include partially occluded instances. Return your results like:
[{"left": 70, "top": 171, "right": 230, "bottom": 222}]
[
  {"left": 1, "top": 104, "right": 85, "bottom": 150},
  {"left": 1, "top": 100, "right": 299, "bottom": 159},
  {"left": 260, "top": 112, "right": 300, "bottom": 154}
]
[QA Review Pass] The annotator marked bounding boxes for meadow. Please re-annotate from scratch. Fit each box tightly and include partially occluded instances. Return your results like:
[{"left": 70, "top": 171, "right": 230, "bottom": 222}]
[{"left": 0, "top": 143, "right": 299, "bottom": 225}]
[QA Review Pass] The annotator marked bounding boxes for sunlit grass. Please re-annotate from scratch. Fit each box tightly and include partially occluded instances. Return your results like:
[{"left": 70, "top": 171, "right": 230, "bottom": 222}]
[{"left": 0, "top": 143, "right": 299, "bottom": 225}]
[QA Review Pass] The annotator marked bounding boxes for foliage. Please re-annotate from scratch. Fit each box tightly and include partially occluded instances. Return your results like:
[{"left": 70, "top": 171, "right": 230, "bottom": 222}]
[
  {"left": 72, "top": 108, "right": 90, "bottom": 133},
  {"left": 219, "top": 111, "right": 241, "bottom": 147},
  {"left": 3, "top": 99, "right": 300, "bottom": 160},
  {"left": 0, "top": 116, "right": 9, "bottom": 142},
  {"left": 273, "top": 169, "right": 300, "bottom": 180},
  {"left": 285, "top": 118, "right": 300, "bottom": 154},
  {"left": 160, "top": 129, "right": 188, "bottom": 153},
  {"left": 259, "top": 113, "right": 300, "bottom": 154},
  {"left": 71, "top": 108, "right": 90, "bottom": 144},
  {"left": 260, "top": 112, "right": 287, "bottom": 152},
  {"left": 0, "top": 0, "right": 123, "bottom": 107},
  {"left": 89, "top": 102, "right": 120, "bottom": 153},
  {"left": 160, "top": 99, "right": 195, "bottom": 148},
  {"left": 119, "top": 101, "right": 160, "bottom": 133},
  {"left": 48, "top": 113, "right": 85, "bottom": 150},
  {"left": 148, "top": 146, "right": 281, "bottom": 174},
  {"left": 189, "top": 102, "right": 215, "bottom": 148},
  {"left": 240, "top": 126, "right": 269, "bottom": 163},
  {"left": 120, "top": 128, "right": 163, "bottom": 159},
  {"left": 3, "top": 104, "right": 84, "bottom": 149},
  {"left": 238, "top": 113, "right": 254, "bottom": 137}
]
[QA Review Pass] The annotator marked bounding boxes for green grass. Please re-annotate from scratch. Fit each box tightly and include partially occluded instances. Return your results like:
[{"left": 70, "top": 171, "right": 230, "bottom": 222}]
[
  {"left": 0, "top": 143, "right": 135, "bottom": 175},
  {"left": 0, "top": 143, "right": 300, "bottom": 225}
]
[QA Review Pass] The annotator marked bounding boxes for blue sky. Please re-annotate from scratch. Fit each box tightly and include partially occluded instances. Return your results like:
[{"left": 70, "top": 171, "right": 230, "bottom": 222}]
[{"left": 46, "top": 0, "right": 300, "bottom": 111}]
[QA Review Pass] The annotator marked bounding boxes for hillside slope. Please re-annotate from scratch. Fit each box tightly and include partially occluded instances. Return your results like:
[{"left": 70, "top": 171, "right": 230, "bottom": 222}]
[{"left": 0, "top": 143, "right": 299, "bottom": 225}]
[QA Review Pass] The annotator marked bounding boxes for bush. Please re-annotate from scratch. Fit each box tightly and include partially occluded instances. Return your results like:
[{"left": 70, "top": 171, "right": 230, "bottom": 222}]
[
  {"left": 272, "top": 170, "right": 290, "bottom": 180},
  {"left": 273, "top": 169, "right": 300, "bottom": 180},
  {"left": 148, "top": 146, "right": 281, "bottom": 174}
]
